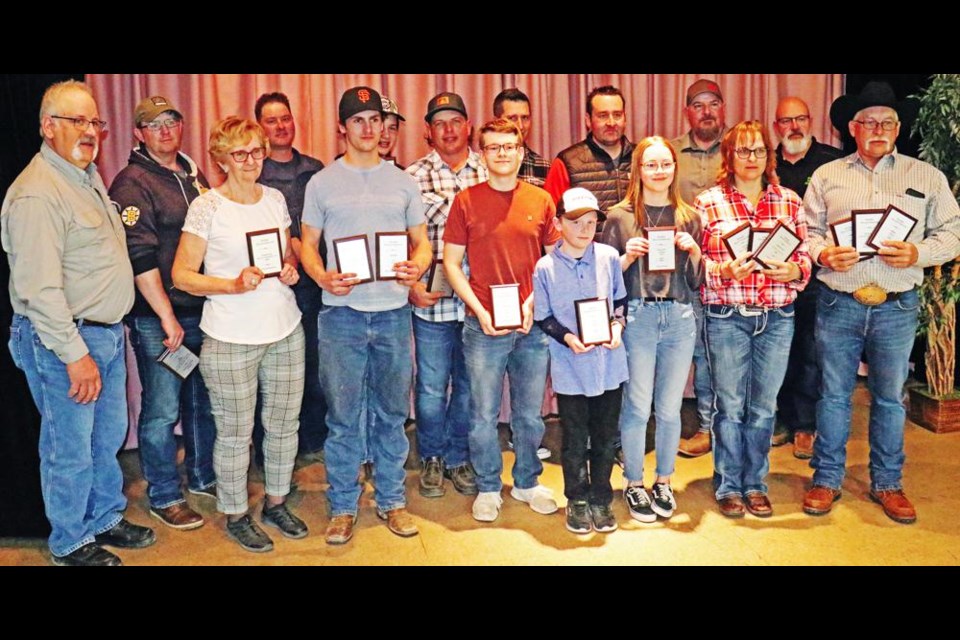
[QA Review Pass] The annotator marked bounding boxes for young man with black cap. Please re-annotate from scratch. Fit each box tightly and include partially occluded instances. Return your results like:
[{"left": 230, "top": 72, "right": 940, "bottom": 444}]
[
  {"left": 300, "top": 86, "right": 432, "bottom": 544},
  {"left": 109, "top": 95, "right": 214, "bottom": 532},
  {"left": 801, "top": 81, "right": 960, "bottom": 524},
  {"left": 405, "top": 92, "right": 487, "bottom": 499}
]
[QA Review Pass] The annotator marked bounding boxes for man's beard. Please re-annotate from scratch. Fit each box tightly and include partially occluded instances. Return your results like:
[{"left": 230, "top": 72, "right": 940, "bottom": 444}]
[
  {"left": 782, "top": 134, "right": 812, "bottom": 156},
  {"left": 693, "top": 120, "right": 720, "bottom": 144}
]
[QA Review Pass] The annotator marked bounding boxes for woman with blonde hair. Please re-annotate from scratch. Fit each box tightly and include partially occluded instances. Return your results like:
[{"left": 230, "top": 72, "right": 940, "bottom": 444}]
[
  {"left": 601, "top": 136, "right": 703, "bottom": 522},
  {"left": 173, "top": 116, "right": 307, "bottom": 552},
  {"left": 696, "top": 120, "right": 810, "bottom": 519}
]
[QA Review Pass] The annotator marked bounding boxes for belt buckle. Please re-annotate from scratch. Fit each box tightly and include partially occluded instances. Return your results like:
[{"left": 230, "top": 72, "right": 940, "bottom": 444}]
[
  {"left": 852, "top": 285, "right": 888, "bottom": 306},
  {"left": 736, "top": 305, "right": 762, "bottom": 317}
]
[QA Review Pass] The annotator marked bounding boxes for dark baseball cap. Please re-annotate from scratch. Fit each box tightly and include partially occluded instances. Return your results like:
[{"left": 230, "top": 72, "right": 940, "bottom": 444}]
[
  {"left": 424, "top": 92, "right": 468, "bottom": 123},
  {"left": 686, "top": 79, "right": 724, "bottom": 105},
  {"left": 339, "top": 86, "right": 383, "bottom": 123}
]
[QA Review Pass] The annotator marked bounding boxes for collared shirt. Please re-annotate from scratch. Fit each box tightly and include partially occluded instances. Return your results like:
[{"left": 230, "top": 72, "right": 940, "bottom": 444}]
[
  {"left": 519, "top": 145, "right": 550, "bottom": 187},
  {"left": 804, "top": 150, "right": 960, "bottom": 293},
  {"left": 698, "top": 182, "right": 811, "bottom": 307},
  {"left": 533, "top": 241, "right": 628, "bottom": 397},
  {"left": 1, "top": 144, "right": 134, "bottom": 363},
  {"left": 405, "top": 149, "right": 487, "bottom": 322},
  {"left": 671, "top": 129, "right": 724, "bottom": 205},
  {"left": 774, "top": 137, "right": 844, "bottom": 198}
]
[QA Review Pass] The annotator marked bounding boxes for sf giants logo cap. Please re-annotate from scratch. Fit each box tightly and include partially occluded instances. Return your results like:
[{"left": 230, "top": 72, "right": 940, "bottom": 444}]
[{"left": 338, "top": 86, "right": 384, "bottom": 123}]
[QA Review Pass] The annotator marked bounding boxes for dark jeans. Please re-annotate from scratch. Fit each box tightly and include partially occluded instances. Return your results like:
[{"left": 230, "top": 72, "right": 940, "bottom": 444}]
[
  {"left": 557, "top": 387, "right": 622, "bottom": 506},
  {"left": 777, "top": 277, "right": 820, "bottom": 434},
  {"left": 253, "top": 281, "right": 327, "bottom": 464}
]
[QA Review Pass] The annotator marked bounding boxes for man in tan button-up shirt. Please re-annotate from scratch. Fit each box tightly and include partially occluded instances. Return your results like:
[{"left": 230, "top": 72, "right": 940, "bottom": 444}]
[{"left": 2, "top": 79, "right": 154, "bottom": 566}]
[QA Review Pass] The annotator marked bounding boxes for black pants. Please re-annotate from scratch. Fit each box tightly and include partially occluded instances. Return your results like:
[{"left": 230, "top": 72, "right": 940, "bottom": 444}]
[
  {"left": 557, "top": 386, "right": 622, "bottom": 506},
  {"left": 777, "top": 277, "right": 819, "bottom": 433}
]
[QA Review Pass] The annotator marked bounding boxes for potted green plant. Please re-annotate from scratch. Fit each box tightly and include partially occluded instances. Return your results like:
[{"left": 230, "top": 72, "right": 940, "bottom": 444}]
[{"left": 907, "top": 73, "right": 960, "bottom": 433}]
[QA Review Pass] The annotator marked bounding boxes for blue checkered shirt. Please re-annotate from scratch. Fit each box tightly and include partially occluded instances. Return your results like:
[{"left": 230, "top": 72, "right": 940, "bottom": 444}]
[{"left": 406, "top": 149, "right": 488, "bottom": 322}]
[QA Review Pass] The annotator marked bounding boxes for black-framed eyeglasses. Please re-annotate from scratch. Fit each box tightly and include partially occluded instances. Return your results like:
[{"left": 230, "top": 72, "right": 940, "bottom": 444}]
[
  {"left": 482, "top": 143, "right": 519, "bottom": 154},
  {"left": 229, "top": 147, "right": 267, "bottom": 162},
  {"left": 775, "top": 115, "right": 810, "bottom": 127},
  {"left": 50, "top": 115, "right": 107, "bottom": 132},
  {"left": 735, "top": 147, "right": 768, "bottom": 159},
  {"left": 140, "top": 117, "right": 181, "bottom": 132},
  {"left": 854, "top": 118, "right": 898, "bottom": 131}
]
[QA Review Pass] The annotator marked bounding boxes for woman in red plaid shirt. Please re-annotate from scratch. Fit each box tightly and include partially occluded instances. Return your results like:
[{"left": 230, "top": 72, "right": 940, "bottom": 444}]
[{"left": 695, "top": 120, "right": 811, "bottom": 520}]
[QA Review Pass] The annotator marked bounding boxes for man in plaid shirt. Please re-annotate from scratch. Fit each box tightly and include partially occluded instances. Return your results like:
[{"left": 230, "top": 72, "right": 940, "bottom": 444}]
[
  {"left": 493, "top": 88, "right": 551, "bottom": 187},
  {"left": 405, "top": 92, "right": 487, "bottom": 499}
]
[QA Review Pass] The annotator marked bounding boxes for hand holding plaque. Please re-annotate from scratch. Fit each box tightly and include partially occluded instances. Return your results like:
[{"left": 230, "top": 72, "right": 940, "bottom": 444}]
[
  {"left": 575, "top": 297, "right": 613, "bottom": 346},
  {"left": 426, "top": 260, "right": 454, "bottom": 298},
  {"left": 490, "top": 283, "right": 522, "bottom": 330},
  {"left": 157, "top": 346, "right": 200, "bottom": 380},
  {"left": 722, "top": 221, "right": 752, "bottom": 261},
  {"left": 867, "top": 205, "right": 919, "bottom": 250},
  {"left": 644, "top": 227, "right": 676, "bottom": 272},
  {"left": 333, "top": 235, "right": 374, "bottom": 284},
  {"left": 376, "top": 231, "right": 409, "bottom": 281},
  {"left": 851, "top": 209, "right": 885, "bottom": 257},
  {"left": 246, "top": 228, "right": 283, "bottom": 277},
  {"left": 751, "top": 221, "right": 802, "bottom": 270}
]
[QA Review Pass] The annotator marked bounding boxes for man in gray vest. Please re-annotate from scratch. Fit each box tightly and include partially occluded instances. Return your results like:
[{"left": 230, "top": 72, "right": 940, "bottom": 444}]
[{"left": 2, "top": 80, "right": 155, "bottom": 566}]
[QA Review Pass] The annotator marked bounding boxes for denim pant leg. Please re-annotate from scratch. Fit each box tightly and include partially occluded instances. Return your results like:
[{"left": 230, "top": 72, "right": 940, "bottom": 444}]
[
  {"left": 742, "top": 308, "right": 794, "bottom": 495},
  {"left": 462, "top": 316, "right": 512, "bottom": 493},
  {"left": 367, "top": 307, "right": 414, "bottom": 512},
  {"left": 653, "top": 303, "right": 698, "bottom": 478},
  {"left": 9, "top": 317, "right": 127, "bottom": 557},
  {"left": 777, "top": 279, "right": 820, "bottom": 432},
  {"left": 505, "top": 325, "right": 549, "bottom": 490},
  {"left": 413, "top": 316, "right": 470, "bottom": 467},
  {"left": 129, "top": 316, "right": 188, "bottom": 509},
  {"left": 296, "top": 285, "right": 328, "bottom": 454},
  {"left": 864, "top": 292, "right": 918, "bottom": 491},
  {"left": 318, "top": 305, "right": 369, "bottom": 516},
  {"left": 812, "top": 291, "right": 867, "bottom": 490},
  {"left": 619, "top": 300, "right": 658, "bottom": 484},
  {"left": 258, "top": 325, "right": 305, "bottom": 499},
  {"left": 692, "top": 298, "right": 716, "bottom": 433},
  {"left": 706, "top": 310, "right": 752, "bottom": 499},
  {"left": 178, "top": 316, "right": 217, "bottom": 492}
]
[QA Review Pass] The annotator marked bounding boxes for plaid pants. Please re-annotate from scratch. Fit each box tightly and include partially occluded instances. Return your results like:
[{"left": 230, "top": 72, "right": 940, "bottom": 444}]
[{"left": 200, "top": 325, "right": 305, "bottom": 514}]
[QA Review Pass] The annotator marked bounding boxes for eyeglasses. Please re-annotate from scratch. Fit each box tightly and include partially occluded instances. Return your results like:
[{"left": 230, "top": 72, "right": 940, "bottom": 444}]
[
  {"left": 641, "top": 160, "right": 675, "bottom": 172},
  {"left": 482, "top": 143, "right": 519, "bottom": 154},
  {"left": 854, "top": 118, "right": 898, "bottom": 131},
  {"left": 229, "top": 147, "right": 267, "bottom": 162},
  {"left": 735, "top": 147, "right": 768, "bottom": 159},
  {"left": 50, "top": 115, "right": 107, "bottom": 132},
  {"left": 140, "top": 118, "right": 181, "bottom": 132},
  {"left": 775, "top": 115, "right": 810, "bottom": 127}
]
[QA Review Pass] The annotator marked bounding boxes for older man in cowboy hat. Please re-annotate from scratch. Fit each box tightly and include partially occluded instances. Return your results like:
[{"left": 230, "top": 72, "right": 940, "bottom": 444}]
[{"left": 801, "top": 80, "right": 960, "bottom": 524}]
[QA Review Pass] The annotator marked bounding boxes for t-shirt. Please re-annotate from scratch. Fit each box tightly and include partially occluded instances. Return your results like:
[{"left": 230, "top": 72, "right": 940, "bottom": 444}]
[
  {"left": 302, "top": 159, "right": 425, "bottom": 312},
  {"left": 181, "top": 187, "right": 301, "bottom": 344},
  {"left": 443, "top": 181, "right": 560, "bottom": 316}
]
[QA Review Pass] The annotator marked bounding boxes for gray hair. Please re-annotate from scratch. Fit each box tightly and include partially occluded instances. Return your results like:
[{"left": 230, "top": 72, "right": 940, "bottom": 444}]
[{"left": 39, "top": 79, "right": 94, "bottom": 136}]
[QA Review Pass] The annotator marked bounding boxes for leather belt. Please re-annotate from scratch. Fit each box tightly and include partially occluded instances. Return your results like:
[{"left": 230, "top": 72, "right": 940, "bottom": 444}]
[
  {"left": 707, "top": 304, "right": 784, "bottom": 317},
  {"left": 641, "top": 297, "right": 675, "bottom": 302},
  {"left": 75, "top": 318, "right": 114, "bottom": 328}
]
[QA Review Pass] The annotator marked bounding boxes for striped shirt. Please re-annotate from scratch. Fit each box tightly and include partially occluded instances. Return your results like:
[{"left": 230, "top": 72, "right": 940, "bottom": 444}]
[
  {"left": 698, "top": 183, "right": 811, "bottom": 307},
  {"left": 804, "top": 150, "right": 960, "bottom": 292},
  {"left": 406, "top": 149, "right": 487, "bottom": 322},
  {"left": 519, "top": 146, "right": 550, "bottom": 188}
]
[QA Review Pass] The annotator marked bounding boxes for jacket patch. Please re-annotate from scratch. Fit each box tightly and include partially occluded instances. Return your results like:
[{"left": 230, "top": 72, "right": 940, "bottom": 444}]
[{"left": 121, "top": 206, "right": 141, "bottom": 226}]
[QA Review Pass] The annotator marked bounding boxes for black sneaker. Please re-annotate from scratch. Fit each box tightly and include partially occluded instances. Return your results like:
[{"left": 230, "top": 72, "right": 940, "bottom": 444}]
[
  {"left": 226, "top": 514, "right": 274, "bottom": 553},
  {"left": 188, "top": 483, "right": 217, "bottom": 500},
  {"left": 52, "top": 542, "right": 121, "bottom": 567},
  {"left": 444, "top": 463, "right": 479, "bottom": 496},
  {"left": 419, "top": 456, "right": 446, "bottom": 498},
  {"left": 261, "top": 502, "right": 309, "bottom": 539},
  {"left": 650, "top": 482, "right": 677, "bottom": 519},
  {"left": 623, "top": 485, "right": 656, "bottom": 523},
  {"left": 590, "top": 503, "right": 618, "bottom": 533},
  {"left": 566, "top": 500, "right": 591, "bottom": 534},
  {"left": 94, "top": 519, "right": 156, "bottom": 549}
]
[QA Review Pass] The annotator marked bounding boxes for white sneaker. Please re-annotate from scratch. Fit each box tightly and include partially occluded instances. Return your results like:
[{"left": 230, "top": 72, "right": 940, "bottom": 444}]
[
  {"left": 507, "top": 440, "right": 552, "bottom": 460},
  {"left": 472, "top": 491, "right": 503, "bottom": 522},
  {"left": 510, "top": 484, "right": 558, "bottom": 514}
]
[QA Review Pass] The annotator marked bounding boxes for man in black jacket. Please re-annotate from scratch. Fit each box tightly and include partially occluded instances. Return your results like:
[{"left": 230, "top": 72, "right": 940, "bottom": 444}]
[{"left": 109, "top": 95, "right": 214, "bottom": 531}]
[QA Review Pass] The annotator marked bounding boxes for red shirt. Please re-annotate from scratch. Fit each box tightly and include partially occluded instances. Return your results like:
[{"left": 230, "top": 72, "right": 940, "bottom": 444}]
[
  {"left": 698, "top": 183, "right": 811, "bottom": 307},
  {"left": 444, "top": 181, "right": 560, "bottom": 316}
]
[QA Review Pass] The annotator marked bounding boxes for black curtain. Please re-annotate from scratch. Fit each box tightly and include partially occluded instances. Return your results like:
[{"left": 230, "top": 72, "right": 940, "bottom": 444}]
[{"left": 0, "top": 74, "right": 82, "bottom": 537}]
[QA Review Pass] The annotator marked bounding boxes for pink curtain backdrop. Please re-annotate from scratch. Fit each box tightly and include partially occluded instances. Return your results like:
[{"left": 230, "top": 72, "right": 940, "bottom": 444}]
[
  {"left": 92, "top": 74, "right": 844, "bottom": 444},
  {"left": 88, "top": 74, "right": 845, "bottom": 188}
]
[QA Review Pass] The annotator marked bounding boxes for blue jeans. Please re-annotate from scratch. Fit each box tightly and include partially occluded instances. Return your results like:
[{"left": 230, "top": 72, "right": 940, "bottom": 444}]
[
  {"left": 812, "top": 288, "right": 918, "bottom": 492},
  {"left": 128, "top": 315, "right": 216, "bottom": 508},
  {"left": 413, "top": 316, "right": 469, "bottom": 467},
  {"left": 692, "top": 299, "right": 716, "bottom": 433},
  {"left": 8, "top": 315, "right": 127, "bottom": 557},
  {"left": 706, "top": 304, "right": 794, "bottom": 499},
  {"left": 620, "top": 300, "right": 697, "bottom": 483},
  {"left": 318, "top": 305, "right": 413, "bottom": 516},
  {"left": 462, "top": 316, "right": 549, "bottom": 493}
]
